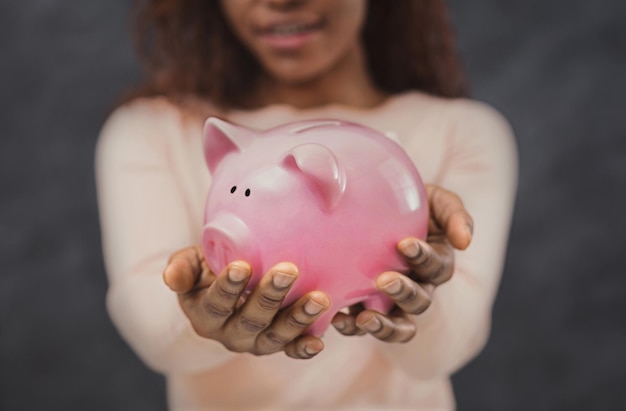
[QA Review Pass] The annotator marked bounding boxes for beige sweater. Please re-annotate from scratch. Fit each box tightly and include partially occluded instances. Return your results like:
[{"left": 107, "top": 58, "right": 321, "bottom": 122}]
[{"left": 95, "top": 92, "right": 517, "bottom": 411}]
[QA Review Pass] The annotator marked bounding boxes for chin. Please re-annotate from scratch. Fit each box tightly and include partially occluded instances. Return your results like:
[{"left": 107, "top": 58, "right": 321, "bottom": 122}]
[
  {"left": 275, "top": 73, "right": 319, "bottom": 86},
  {"left": 267, "top": 64, "right": 332, "bottom": 87}
]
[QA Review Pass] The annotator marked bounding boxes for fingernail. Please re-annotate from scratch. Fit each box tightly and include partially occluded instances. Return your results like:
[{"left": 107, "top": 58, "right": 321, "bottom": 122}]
[
  {"left": 163, "top": 266, "right": 173, "bottom": 281},
  {"left": 363, "top": 316, "right": 382, "bottom": 333},
  {"left": 228, "top": 265, "right": 248, "bottom": 282},
  {"left": 273, "top": 271, "right": 296, "bottom": 289},
  {"left": 401, "top": 240, "right": 420, "bottom": 258},
  {"left": 304, "top": 299, "right": 326, "bottom": 315},
  {"left": 304, "top": 345, "right": 320, "bottom": 356},
  {"left": 466, "top": 222, "right": 474, "bottom": 237},
  {"left": 381, "top": 279, "right": 402, "bottom": 295},
  {"left": 163, "top": 266, "right": 177, "bottom": 289},
  {"left": 333, "top": 319, "right": 346, "bottom": 330}
]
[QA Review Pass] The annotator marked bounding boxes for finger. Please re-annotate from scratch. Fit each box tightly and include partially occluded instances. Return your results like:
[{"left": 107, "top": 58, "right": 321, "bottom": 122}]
[
  {"left": 284, "top": 335, "right": 325, "bottom": 359},
  {"left": 163, "top": 246, "right": 205, "bottom": 293},
  {"left": 355, "top": 309, "right": 417, "bottom": 343},
  {"left": 331, "top": 311, "right": 367, "bottom": 336},
  {"left": 256, "top": 291, "right": 330, "bottom": 354},
  {"left": 182, "top": 261, "right": 251, "bottom": 336},
  {"left": 376, "top": 272, "right": 432, "bottom": 315},
  {"left": 196, "top": 256, "right": 218, "bottom": 290},
  {"left": 443, "top": 210, "right": 474, "bottom": 251},
  {"left": 228, "top": 262, "right": 298, "bottom": 337},
  {"left": 426, "top": 184, "right": 473, "bottom": 250},
  {"left": 397, "top": 237, "right": 453, "bottom": 286}
]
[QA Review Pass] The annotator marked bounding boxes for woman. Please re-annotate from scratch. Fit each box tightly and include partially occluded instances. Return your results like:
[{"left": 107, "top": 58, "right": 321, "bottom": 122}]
[{"left": 96, "top": 0, "right": 517, "bottom": 409}]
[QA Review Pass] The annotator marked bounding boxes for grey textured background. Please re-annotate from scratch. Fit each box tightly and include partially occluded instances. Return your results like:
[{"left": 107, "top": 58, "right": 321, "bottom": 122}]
[{"left": 1, "top": 0, "right": 625, "bottom": 410}]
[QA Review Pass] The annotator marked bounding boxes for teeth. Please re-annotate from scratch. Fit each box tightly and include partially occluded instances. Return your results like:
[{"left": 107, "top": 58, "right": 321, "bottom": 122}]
[{"left": 271, "top": 23, "right": 311, "bottom": 36}]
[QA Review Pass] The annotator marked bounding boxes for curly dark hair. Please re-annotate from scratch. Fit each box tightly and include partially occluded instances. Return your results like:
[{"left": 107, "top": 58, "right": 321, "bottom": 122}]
[{"left": 129, "top": 0, "right": 468, "bottom": 108}]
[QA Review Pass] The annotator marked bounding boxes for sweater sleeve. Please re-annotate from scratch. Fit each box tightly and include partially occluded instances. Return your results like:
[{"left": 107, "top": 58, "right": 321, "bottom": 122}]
[
  {"left": 377, "top": 99, "right": 518, "bottom": 379},
  {"left": 95, "top": 100, "right": 235, "bottom": 374}
]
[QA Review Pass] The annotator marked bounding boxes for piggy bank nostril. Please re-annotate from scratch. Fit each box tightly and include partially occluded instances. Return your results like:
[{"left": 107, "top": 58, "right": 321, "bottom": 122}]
[
  {"left": 211, "top": 243, "right": 230, "bottom": 269},
  {"left": 207, "top": 239, "right": 228, "bottom": 263},
  {"left": 221, "top": 244, "right": 232, "bottom": 268},
  {"left": 202, "top": 214, "right": 261, "bottom": 276},
  {"left": 203, "top": 227, "right": 236, "bottom": 271}
]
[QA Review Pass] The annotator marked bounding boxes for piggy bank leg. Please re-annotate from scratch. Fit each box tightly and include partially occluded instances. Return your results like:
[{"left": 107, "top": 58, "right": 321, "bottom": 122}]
[
  {"left": 305, "top": 295, "right": 394, "bottom": 337},
  {"left": 363, "top": 293, "right": 394, "bottom": 315}
]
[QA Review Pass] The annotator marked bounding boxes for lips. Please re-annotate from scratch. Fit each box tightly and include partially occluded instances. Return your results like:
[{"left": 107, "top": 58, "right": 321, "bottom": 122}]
[
  {"left": 253, "top": 17, "right": 326, "bottom": 51},
  {"left": 259, "top": 20, "right": 324, "bottom": 37}
]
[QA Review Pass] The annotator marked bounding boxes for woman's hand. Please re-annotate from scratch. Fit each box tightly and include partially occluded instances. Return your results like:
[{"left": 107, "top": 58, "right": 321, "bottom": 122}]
[
  {"left": 331, "top": 184, "right": 474, "bottom": 342},
  {"left": 163, "top": 246, "right": 330, "bottom": 359}
]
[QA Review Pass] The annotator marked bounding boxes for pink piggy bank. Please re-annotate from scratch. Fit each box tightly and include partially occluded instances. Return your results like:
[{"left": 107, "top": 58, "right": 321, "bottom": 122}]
[{"left": 202, "top": 117, "right": 428, "bottom": 336}]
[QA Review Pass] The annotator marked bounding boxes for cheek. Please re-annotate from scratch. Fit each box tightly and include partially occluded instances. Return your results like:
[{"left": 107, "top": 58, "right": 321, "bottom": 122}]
[
  {"left": 330, "top": 0, "right": 367, "bottom": 36},
  {"left": 317, "top": 1, "right": 367, "bottom": 57},
  {"left": 218, "top": 0, "right": 253, "bottom": 41}
]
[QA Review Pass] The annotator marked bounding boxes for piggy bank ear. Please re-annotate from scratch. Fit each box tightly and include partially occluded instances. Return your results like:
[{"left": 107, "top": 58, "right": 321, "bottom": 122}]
[
  {"left": 281, "top": 143, "right": 346, "bottom": 211},
  {"left": 203, "top": 117, "right": 255, "bottom": 173}
]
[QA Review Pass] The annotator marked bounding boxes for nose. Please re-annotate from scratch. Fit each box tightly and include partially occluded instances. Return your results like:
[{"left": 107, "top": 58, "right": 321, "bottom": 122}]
[{"left": 202, "top": 214, "right": 261, "bottom": 276}]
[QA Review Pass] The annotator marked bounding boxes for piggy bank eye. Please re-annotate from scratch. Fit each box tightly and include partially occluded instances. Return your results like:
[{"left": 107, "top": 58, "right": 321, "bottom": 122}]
[
  {"left": 230, "top": 186, "right": 237, "bottom": 193},
  {"left": 245, "top": 188, "right": 251, "bottom": 197}
]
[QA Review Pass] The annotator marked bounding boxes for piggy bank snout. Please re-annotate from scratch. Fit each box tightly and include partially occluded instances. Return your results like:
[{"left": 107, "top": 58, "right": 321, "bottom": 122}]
[{"left": 202, "top": 214, "right": 260, "bottom": 275}]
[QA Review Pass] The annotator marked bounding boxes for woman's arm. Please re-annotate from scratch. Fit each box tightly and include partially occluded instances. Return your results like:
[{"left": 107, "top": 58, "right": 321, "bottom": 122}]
[
  {"left": 337, "top": 100, "right": 518, "bottom": 378},
  {"left": 97, "top": 100, "right": 331, "bottom": 372},
  {"left": 95, "top": 101, "right": 239, "bottom": 374}
]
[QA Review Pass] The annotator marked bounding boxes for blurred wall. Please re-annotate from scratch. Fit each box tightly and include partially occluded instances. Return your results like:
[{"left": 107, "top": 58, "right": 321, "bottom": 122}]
[{"left": 1, "top": 0, "right": 625, "bottom": 410}]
